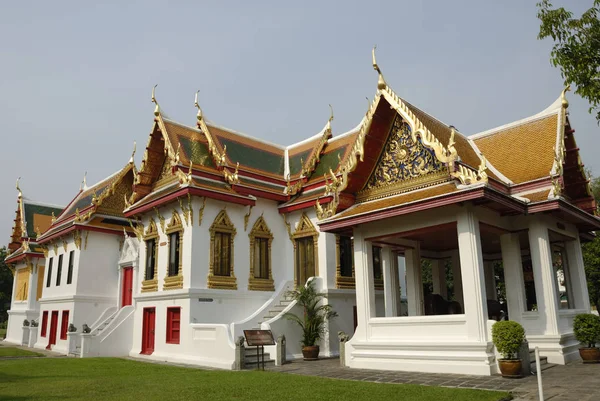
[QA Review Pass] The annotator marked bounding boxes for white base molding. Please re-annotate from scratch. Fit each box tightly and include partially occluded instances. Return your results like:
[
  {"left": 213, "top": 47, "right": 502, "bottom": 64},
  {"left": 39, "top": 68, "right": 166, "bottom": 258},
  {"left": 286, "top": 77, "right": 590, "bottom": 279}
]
[{"left": 526, "top": 333, "right": 581, "bottom": 365}]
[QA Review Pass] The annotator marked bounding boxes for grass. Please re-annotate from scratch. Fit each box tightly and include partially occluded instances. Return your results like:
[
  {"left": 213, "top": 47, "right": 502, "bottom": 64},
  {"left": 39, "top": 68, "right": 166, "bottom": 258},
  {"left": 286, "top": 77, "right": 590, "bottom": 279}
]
[
  {"left": 0, "top": 347, "right": 44, "bottom": 358},
  {"left": 0, "top": 358, "right": 509, "bottom": 401}
]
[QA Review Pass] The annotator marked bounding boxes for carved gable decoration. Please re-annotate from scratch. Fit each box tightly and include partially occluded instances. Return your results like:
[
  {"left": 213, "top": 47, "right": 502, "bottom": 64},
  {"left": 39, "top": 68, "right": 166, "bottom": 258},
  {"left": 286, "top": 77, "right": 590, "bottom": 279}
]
[
  {"left": 293, "top": 213, "right": 318, "bottom": 239},
  {"left": 144, "top": 218, "right": 158, "bottom": 239},
  {"left": 119, "top": 236, "right": 139, "bottom": 266},
  {"left": 210, "top": 210, "right": 236, "bottom": 235},
  {"left": 357, "top": 115, "right": 448, "bottom": 202},
  {"left": 166, "top": 210, "right": 183, "bottom": 234},
  {"left": 249, "top": 216, "right": 273, "bottom": 239}
]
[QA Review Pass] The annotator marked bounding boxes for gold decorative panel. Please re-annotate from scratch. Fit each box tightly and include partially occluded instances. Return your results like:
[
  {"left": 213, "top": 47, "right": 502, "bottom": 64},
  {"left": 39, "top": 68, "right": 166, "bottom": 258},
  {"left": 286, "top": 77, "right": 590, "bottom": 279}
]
[
  {"left": 357, "top": 116, "right": 449, "bottom": 202},
  {"left": 248, "top": 216, "right": 274, "bottom": 291},
  {"left": 208, "top": 210, "right": 237, "bottom": 290}
]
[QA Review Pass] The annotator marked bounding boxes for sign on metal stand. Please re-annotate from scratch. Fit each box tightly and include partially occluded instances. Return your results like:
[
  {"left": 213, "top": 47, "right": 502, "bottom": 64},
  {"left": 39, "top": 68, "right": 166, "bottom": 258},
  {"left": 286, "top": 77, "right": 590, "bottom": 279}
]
[{"left": 243, "top": 330, "right": 275, "bottom": 371}]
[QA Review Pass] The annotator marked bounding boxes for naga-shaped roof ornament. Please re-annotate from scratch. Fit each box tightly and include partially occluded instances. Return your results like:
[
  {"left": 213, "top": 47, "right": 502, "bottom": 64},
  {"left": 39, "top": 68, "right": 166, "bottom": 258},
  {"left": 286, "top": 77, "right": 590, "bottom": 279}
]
[
  {"left": 151, "top": 84, "right": 160, "bottom": 116},
  {"left": 561, "top": 84, "right": 570, "bottom": 109},
  {"left": 80, "top": 172, "right": 87, "bottom": 191},
  {"left": 16, "top": 177, "right": 22, "bottom": 199},
  {"left": 129, "top": 141, "right": 136, "bottom": 164},
  {"left": 194, "top": 89, "right": 203, "bottom": 121},
  {"left": 372, "top": 45, "right": 387, "bottom": 90},
  {"left": 326, "top": 104, "right": 334, "bottom": 132}
]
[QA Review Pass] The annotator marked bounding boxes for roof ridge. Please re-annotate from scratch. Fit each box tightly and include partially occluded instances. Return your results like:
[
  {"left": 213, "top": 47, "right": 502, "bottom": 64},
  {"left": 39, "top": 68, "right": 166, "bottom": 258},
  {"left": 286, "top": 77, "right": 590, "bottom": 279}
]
[
  {"left": 162, "top": 118, "right": 202, "bottom": 133},
  {"left": 21, "top": 199, "right": 64, "bottom": 210},
  {"left": 205, "top": 120, "right": 286, "bottom": 150}
]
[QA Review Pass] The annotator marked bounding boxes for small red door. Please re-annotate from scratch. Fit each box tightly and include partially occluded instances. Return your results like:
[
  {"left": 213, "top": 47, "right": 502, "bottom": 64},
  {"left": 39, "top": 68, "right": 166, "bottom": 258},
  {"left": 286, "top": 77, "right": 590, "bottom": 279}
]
[
  {"left": 47, "top": 311, "right": 59, "bottom": 349},
  {"left": 141, "top": 307, "right": 155, "bottom": 355},
  {"left": 122, "top": 267, "right": 133, "bottom": 307}
]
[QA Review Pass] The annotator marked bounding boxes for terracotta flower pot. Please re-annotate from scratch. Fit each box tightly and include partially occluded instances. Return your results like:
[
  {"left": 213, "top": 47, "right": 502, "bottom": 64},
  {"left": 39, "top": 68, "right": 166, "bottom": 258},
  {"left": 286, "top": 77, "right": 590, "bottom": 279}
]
[
  {"left": 579, "top": 347, "right": 600, "bottom": 363},
  {"left": 498, "top": 359, "right": 523, "bottom": 378},
  {"left": 302, "top": 345, "right": 320, "bottom": 361}
]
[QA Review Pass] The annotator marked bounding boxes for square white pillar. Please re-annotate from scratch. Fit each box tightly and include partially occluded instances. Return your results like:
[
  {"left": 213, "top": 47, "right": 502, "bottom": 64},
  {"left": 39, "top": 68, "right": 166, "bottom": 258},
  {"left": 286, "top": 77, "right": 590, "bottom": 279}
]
[
  {"left": 565, "top": 234, "right": 590, "bottom": 311},
  {"left": 451, "top": 250, "right": 464, "bottom": 308},
  {"left": 483, "top": 261, "right": 497, "bottom": 301},
  {"left": 500, "top": 233, "right": 527, "bottom": 322},
  {"left": 528, "top": 220, "right": 560, "bottom": 335},
  {"left": 431, "top": 259, "right": 448, "bottom": 299},
  {"left": 405, "top": 246, "right": 423, "bottom": 316},
  {"left": 457, "top": 208, "right": 488, "bottom": 341},
  {"left": 382, "top": 246, "right": 398, "bottom": 317},
  {"left": 352, "top": 229, "right": 375, "bottom": 340}
]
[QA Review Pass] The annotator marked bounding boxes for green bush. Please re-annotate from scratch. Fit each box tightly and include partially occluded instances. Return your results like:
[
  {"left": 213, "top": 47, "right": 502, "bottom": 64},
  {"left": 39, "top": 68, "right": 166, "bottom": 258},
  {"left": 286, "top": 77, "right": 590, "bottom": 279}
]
[
  {"left": 573, "top": 313, "right": 600, "bottom": 348},
  {"left": 492, "top": 321, "right": 526, "bottom": 360}
]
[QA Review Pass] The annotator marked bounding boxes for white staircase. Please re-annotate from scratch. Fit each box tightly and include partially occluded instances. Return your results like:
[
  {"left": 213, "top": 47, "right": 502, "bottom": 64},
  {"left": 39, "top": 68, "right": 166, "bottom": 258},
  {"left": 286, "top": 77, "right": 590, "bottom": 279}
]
[
  {"left": 529, "top": 349, "right": 556, "bottom": 373},
  {"left": 258, "top": 292, "right": 295, "bottom": 327}
]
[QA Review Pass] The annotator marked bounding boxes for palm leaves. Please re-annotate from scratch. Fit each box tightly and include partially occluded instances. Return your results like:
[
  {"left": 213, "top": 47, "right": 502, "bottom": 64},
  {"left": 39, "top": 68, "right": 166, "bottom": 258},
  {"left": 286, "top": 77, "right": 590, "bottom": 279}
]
[{"left": 284, "top": 280, "right": 338, "bottom": 347}]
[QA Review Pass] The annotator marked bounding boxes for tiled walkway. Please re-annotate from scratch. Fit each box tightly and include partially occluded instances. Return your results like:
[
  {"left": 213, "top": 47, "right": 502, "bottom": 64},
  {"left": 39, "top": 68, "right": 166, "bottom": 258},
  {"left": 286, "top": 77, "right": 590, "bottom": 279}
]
[{"left": 267, "top": 357, "right": 600, "bottom": 401}]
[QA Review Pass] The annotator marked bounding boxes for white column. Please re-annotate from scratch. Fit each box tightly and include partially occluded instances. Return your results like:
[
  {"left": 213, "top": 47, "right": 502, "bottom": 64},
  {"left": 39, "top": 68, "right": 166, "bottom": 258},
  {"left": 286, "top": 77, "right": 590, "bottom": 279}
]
[
  {"left": 398, "top": 254, "right": 408, "bottom": 316},
  {"left": 457, "top": 207, "right": 488, "bottom": 341},
  {"left": 500, "top": 233, "right": 527, "bottom": 322},
  {"left": 528, "top": 220, "right": 560, "bottom": 335},
  {"left": 382, "top": 246, "right": 398, "bottom": 317},
  {"left": 405, "top": 246, "right": 423, "bottom": 316},
  {"left": 27, "top": 263, "right": 37, "bottom": 308},
  {"left": 483, "top": 261, "right": 497, "bottom": 301},
  {"left": 565, "top": 234, "right": 591, "bottom": 312},
  {"left": 352, "top": 229, "right": 375, "bottom": 339},
  {"left": 431, "top": 259, "right": 448, "bottom": 299},
  {"left": 451, "top": 250, "right": 464, "bottom": 308}
]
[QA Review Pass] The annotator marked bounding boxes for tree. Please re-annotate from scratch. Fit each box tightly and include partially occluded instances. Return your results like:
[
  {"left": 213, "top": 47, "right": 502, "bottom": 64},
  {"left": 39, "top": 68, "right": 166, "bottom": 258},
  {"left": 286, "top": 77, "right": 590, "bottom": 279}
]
[
  {"left": 537, "top": 1, "right": 600, "bottom": 123},
  {"left": 0, "top": 247, "right": 12, "bottom": 323}
]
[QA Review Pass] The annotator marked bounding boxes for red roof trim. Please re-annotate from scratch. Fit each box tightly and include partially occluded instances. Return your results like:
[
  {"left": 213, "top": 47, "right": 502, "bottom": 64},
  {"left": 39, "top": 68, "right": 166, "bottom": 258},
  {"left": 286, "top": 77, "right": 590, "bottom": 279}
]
[
  {"left": 279, "top": 195, "right": 333, "bottom": 214},
  {"left": 5, "top": 251, "right": 44, "bottom": 264}
]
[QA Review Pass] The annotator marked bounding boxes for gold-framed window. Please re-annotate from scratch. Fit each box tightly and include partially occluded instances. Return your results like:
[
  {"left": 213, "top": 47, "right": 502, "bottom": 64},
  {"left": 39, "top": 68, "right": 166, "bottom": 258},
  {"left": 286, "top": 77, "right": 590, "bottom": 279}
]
[
  {"left": 164, "top": 211, "right": 183, "bottom": 290},
  {"left": 248, "top": 216, "right": 274, "bottom": 291},
  {"left": 141, "top": 219, "right": 159, "bottom": 292},
  {"left": 293, "top": 213, "right": 319, "bottom": 287},
  {"left": 336, "top": 235, "right": 355, "bottom": 289},
  {"left": 208, "top": 210, "right": 237, "bottom": 290}
]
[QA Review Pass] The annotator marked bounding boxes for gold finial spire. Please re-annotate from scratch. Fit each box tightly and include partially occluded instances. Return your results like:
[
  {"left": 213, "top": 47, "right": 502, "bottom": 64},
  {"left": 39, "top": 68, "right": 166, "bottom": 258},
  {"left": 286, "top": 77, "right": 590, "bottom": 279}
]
[
  {"left": 372, "top": 45, "right": 387, "bottom": 90},
  {"left": 194, "top": 90, "right": 203, "bottom": 121},
  {"left": 151, "top": 84, "right": 160, "bottom": 116},
  {"left": 129, "top": 141, "right": 136, "bottom": 164},
  {"left": 51, "top": 211, "right": 56, "bottom": 223},
  {"left": 561, "top": 84, "right": 571, "bottom": 108},
  {"left": 16, "top": 177, "right": 22, "bottom": 198}
]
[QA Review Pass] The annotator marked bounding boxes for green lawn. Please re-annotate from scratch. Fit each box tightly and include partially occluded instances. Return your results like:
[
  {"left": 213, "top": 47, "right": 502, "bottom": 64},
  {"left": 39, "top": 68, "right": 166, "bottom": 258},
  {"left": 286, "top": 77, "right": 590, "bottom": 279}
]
[
  {"left": 0, "top": 347, "right": 44, "bottom": 358},
  {"left": 0, "top": 358, "right": 509, "bottom": 401}
]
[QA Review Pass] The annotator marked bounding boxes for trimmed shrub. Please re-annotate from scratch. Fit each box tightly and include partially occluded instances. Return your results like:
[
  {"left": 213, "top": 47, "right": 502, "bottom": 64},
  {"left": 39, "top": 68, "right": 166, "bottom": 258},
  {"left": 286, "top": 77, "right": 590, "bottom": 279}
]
[
  {"left": 492, "top": 320, "right": 526, "bottom": 360},
  {"left": 573, "top": 313, "right": 600, "bottom": 348}
]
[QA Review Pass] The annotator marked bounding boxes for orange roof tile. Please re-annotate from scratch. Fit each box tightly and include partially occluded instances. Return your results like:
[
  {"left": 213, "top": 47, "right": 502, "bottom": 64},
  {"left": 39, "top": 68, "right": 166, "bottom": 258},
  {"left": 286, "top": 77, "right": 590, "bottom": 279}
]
[{"left": 473, "top": 114, "right": 558, "bottom": 184}]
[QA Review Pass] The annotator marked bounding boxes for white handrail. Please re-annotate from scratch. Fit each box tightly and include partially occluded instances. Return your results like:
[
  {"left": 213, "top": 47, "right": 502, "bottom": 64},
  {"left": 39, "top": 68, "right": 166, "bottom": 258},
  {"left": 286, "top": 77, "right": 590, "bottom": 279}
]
[
  {"left": 89, "top": 307, "right": 117, "bottom": 331},
  {"left": 535, "top": 347, "right": 544, "bottom": 401}
]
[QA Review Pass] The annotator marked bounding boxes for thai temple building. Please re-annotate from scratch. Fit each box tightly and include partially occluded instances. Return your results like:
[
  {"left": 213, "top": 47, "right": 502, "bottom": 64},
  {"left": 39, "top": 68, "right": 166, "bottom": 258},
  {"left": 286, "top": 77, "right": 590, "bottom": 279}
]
[{"left": 4, "top": 50, "right": 598, "bottom": 375}]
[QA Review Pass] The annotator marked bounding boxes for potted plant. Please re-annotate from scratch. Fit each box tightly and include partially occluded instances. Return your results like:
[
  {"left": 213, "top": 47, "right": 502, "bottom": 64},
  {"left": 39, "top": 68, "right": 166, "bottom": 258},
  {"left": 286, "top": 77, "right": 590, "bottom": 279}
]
[
  {"left": 284, "top": 280, "right": 338, "bottom": 360},
  {"left": 492, "top": 320, "right": 526, "bottom": 378},
  {"left": 573, "top": 313, "right": 600, "bottom": 363}
]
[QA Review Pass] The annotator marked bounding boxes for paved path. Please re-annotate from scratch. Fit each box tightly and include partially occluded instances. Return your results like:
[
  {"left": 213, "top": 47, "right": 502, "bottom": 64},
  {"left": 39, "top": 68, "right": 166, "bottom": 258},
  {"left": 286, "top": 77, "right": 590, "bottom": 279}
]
[{"left": 267, "top": 357, "right": 600, "bottom": 401}]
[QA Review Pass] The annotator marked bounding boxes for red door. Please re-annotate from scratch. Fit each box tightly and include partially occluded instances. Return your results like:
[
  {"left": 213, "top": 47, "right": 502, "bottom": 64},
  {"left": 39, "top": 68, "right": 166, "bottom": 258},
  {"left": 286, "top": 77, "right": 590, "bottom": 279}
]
[
  {"left": 47, "top": 311, "right": 59, "bottom": 349},
  {"left": 141, "top": 307, "right": 155, "bottom": 355},
  {"left": 122, "top": 267, "right": 133, "bottom": 307}
]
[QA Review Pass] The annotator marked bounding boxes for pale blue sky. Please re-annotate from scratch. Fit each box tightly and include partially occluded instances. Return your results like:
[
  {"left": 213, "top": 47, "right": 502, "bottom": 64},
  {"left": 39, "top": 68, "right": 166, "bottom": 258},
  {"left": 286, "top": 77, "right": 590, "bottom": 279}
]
[{"left": 1, "top": 1, "right": 597, "bottom": 240}]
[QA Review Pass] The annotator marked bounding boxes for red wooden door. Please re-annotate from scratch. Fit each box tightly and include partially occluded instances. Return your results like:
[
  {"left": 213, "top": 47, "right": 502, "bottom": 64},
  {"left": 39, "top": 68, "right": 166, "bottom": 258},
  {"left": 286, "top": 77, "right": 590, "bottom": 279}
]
[
  {"left": 141, "top": 307, "right": 155, "bottom": 355},
  {"left": 122, "top": 267, "right": 133, "bottom": 307},
  {"left": 47, "top": 311, "right": 59, "bottom": 349}
]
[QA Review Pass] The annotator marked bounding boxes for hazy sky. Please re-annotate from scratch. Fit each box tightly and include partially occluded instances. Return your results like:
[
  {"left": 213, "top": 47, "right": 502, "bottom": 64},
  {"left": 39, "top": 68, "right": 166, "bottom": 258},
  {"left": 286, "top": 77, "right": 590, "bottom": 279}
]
[{"left": 1, "top": 1, "right": 598, "bottom": 241}]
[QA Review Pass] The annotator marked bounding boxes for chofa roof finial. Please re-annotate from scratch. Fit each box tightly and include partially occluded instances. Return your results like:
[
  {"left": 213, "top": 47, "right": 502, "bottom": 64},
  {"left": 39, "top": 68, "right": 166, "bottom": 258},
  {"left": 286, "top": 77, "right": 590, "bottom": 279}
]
[
  {"left": 372, "top": 45, "right": 387, "bottom": 90},
  {"left": 561, "top": 84, "right": 571, "bottom": 109},
  {"left": 194, "top": 90, "right": 203, "bottom": 121},
  {"left": 151, "top": 84, "right": 160, "bottom": 116},
  {"left": 80, "top": 172, "right": 87, "bottom": 191},
  {"left": 326, "top": 104, "right": 334, "bottom": 131},
  {"left": 129, "top": 141, "right": 136, "bottom": 164},
  {"left": 16, "top": 177, "right": 22, "bottom": 198}
]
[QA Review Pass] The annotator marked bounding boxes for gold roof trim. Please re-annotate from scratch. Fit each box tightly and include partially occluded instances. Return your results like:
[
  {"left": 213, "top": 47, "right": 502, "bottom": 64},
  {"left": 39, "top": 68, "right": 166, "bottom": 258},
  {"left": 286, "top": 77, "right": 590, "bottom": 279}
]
[{"left": 195, "top": 90, "right": 226, "bottom": 167}]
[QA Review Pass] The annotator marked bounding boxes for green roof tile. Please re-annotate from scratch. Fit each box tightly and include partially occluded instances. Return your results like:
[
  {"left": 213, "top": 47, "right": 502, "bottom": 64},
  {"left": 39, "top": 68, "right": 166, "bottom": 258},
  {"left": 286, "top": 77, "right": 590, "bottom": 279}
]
[{"left": 219, "top": 138, "right": 284, "bottom": 176}]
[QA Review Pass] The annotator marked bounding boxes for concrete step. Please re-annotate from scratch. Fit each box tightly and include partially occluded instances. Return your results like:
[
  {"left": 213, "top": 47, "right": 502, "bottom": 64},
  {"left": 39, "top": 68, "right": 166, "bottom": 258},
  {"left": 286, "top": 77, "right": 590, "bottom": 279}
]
[
  {"left": 244, "top": 352, "right": 272, "bottom": 361},
  {"left": 529, "top": 351, "right": 548, "bottom": 366},
  {"left": 244, "top": 359, "right": 275, "bottom": 369}
]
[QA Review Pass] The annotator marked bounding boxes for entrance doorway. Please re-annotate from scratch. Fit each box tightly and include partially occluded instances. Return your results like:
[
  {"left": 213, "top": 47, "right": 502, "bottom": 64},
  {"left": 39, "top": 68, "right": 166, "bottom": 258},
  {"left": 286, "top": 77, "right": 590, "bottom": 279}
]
[
  {"left": 47, "top": 310, "right": 59, "bottom": 350},
  {"left": 141, "top": 307, "right": 156, "bottom": 355},
  {"left": 295, "top": 237, "right": 315, "bottom": 286},
  {"left": 121, "top": 267, "right": 133, "bottom": 307}
]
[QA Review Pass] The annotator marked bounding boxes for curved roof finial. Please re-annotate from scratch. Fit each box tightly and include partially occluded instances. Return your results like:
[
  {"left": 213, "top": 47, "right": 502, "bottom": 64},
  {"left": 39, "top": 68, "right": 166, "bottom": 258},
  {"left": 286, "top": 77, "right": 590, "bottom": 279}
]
[
  {"left": 129, "top": 141, "right": 136, "bottom": 164},
  {"left": 372, "top": 45, "right": 387, "bottom": 90},
  {"left": 326, "top": 104, "right": 334, "bottom": 131},
  {"left": 151, "top": 84, "right": 160, "bottom": 116},
  {"left": 561, "top": 84, "right": 571, "bottom": 108},
  {"left": 16, "top": 177, "right": 22, "bottom": 198},
  {"left": 194, "top": 90, "right": 203, "bottom": 121},
  {"left": 80, "top": 171, "right": 87, "bottom": 191}
]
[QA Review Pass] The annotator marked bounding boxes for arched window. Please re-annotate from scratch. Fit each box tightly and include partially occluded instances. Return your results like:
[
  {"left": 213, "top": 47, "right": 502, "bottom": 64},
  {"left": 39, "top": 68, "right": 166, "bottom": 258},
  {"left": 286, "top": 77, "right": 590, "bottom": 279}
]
[
  {"left": 141, "top": 219, "right": 159, "bottom": 292},
  {"left": 164, "top": 210, "right": 183, "bottom": 290},
  {"left": 248, "top": 216, "right": 274, "bottom": 291},
  {"left": 208, "top": 210, "right": 237, "bottom": 290}
]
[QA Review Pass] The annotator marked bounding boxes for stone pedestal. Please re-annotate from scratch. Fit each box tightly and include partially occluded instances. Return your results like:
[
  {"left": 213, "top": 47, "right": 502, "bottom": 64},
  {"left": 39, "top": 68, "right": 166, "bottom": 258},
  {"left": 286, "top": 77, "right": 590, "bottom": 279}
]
[
  {"left": 276, "top": 335, "right": 286, "bottom": 366},
  {"left": 28, "top": 326, "right": 38, "bottom": 348},
  {"left": 21, "top": 326, "right": 30, "bottom": 346},
  {"left": 67, "top": 332, "right": 79, "bottom": 355},
  {"left": 234, "top": 336, "right": 245, "bottom": 370}
]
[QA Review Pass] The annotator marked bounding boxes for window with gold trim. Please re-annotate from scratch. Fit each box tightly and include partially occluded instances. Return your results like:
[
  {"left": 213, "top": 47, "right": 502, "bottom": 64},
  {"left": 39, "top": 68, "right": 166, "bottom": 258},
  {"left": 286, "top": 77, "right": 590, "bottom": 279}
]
[
  {"left": 248, "top": 216, "right": 274, "bottom": 291},
  {"left": 293, "top": 213, "right": 319, "bottom": 287},
  {"left": 141, "top": 219, "right": 159, "bottom": 292},
  {"left": 208, "top": 210, "right": 237, "bottom": 290},
  {"left": 164, "top": 211, "right": 183, "bottom": 290},
  {"left": 336, "top": 235, "right": 355, "bottom": 289}
]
